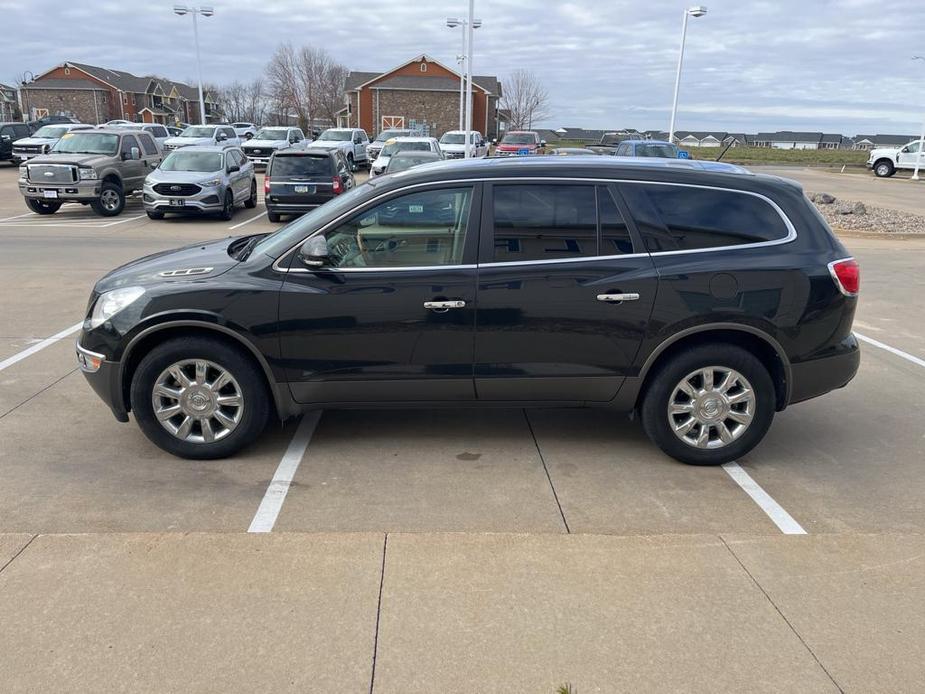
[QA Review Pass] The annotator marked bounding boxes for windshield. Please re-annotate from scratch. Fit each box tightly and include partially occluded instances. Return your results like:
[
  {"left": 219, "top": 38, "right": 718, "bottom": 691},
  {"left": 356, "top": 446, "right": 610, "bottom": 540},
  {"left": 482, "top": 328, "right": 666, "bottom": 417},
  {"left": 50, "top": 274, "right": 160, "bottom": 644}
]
[
  {"left": 318, "top": 130, "right": 352, "bottom": 141},
  {"left": 500, "top": 133, "right": 536, "bottom": 145},
  {"left": 180, "top": 126, "right": 215, "bottom": 138},
  {"left": 270, "top": 155, "right": 331, "bottom": 177},
  {"left": 635, "top": 143, "right": 678, "bottom": 158},
  {"left": 159, "top": 151, "right": 223, "bottom": 172},
  {"left": 440, "top": 133, "right": 467, "bottom": 144},
  {"left": 254, "top": 129, "right": 289, "bottom": 141},
  {"left": 52, "top": 133, "right": 119, "bottom": 155},
  {"left": 388, "top": 154, "right": 438, "bottom": 172},
  {"left": 382, "top": 141, "right": 431, "bottom": 156},
  {"left": 374, "top": 129, "right": 409, "bottom": 143},
  {"left": 33, "top": 126, "right": 70, "bottom": 139},
  {"left": 251, "top": 184, "right": 369, "bottom": 258}
]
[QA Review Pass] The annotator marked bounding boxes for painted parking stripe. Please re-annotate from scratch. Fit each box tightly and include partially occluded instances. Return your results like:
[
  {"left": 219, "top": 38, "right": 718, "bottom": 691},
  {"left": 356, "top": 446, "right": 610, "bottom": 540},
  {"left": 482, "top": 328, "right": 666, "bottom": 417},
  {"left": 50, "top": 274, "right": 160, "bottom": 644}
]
[
  {"left": 0, "top": 212, "right": 36, "bottom": 223},
  {"left": 723, "top": 462, "right": 806, "bottom": 534},
  {"left": 228, "top": 211, "right": 266, "bottom": 231},
  {"left": 0, "top": 322, "right": 83, "bottom": 372},
  {"left": 247, "top": 411, "right": 322, "bottom": 533},
  {"left": 856, "top": 332, "right": 925, "bottom": 369}
]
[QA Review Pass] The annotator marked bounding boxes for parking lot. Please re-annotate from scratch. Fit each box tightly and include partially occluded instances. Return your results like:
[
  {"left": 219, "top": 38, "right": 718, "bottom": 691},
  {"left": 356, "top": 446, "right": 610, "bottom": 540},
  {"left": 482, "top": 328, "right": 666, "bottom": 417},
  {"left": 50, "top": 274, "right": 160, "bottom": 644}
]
[{"left": 1, "top": 163, "right": 924, "bottom": 692}]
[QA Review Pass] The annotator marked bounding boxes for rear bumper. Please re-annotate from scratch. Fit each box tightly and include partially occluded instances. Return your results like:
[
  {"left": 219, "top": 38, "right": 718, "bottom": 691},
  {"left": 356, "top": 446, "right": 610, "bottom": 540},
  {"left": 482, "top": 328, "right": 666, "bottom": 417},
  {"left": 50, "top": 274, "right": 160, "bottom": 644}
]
[
  {"left": 266, "top": 201, "right": 326, "bottom": 215},
  {"left": 788, "top": 334, "right": 860, "bottom": 405}
]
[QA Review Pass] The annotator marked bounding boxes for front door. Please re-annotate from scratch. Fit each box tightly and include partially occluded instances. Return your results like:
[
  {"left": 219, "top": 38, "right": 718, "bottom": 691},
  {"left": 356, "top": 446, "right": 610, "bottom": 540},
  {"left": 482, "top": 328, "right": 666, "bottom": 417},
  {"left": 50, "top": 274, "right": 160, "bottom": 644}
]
[
  {"left": 278, "top": 184, "right": 481, "bottom": 403},
  {"left": 474, "top": 182, "right": 657, "bottom": 401},
  {"left": 118, "top": 134, "right": 146, "bottom": 188},
  {"left": 898, "top": 141, "right": 923, "bottom": 168}
]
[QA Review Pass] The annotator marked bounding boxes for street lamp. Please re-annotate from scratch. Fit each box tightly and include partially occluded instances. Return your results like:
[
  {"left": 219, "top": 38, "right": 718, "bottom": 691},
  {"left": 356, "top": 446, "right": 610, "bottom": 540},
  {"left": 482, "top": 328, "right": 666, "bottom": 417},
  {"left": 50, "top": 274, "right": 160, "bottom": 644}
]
[
  {"left": 911, "top": 56, "right": 925, "bottom": 181},
  {"left": 447, "top": 16, "right": 482, "bottom": 137},
  {"left": 668, "top": 5, "right": 707, "bottom": 145},
  {"left": 173, "top": 5, "right": 214, "bottom": 125}
]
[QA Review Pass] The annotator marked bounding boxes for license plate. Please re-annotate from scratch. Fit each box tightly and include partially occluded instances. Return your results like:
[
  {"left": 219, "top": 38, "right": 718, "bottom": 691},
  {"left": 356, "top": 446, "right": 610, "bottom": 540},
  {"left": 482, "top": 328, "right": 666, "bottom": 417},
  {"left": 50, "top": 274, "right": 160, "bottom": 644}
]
[
  {"left": 43, "top": 189, "right": 58, "bottom": 199},
  {"left": 517, "top": 148, "right": 531, "bottom": 156},
  {"left": 294, "top": 185, "right": 314, "bottom": 194},
  {"left": 169, "top": 199, "right": 185, "bottom": 207}
]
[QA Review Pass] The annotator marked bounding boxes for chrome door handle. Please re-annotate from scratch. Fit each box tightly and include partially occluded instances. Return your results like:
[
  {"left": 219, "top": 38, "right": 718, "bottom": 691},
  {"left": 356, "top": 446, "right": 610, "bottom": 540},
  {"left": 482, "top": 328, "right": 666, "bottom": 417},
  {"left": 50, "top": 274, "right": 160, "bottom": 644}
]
[
  {"left": 424, "top": 300, "right": 466, "bottom": 311},
  {"left": 597, "top": 293, "right": 640, "bottom": 303}
]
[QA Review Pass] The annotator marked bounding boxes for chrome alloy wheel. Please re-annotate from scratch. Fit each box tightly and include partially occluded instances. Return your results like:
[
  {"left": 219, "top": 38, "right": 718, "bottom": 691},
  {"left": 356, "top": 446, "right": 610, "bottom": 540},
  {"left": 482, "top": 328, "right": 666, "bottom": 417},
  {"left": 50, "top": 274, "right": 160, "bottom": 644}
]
[
  {"left": 152, "top": 359, "right": 244, "bottom": 444},
  {"left": 667, "top": 366, "right": 756, "bottom": 449},
  {"left": 100, "top": 188, "right": 121, "bottom": 211}
]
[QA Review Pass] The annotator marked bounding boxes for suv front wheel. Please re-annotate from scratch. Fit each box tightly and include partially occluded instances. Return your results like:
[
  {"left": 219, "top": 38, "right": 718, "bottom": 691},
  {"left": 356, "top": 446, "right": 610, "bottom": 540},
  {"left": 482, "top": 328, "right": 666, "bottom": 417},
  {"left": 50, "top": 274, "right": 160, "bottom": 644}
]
[
  {"left": 640, "top": 343, "right": 775, "bottom": 466},
  {"left": 26, "top": 198, "right": 62, "bottom": 215},
  {"left": 91, "top": 182, "right": 125, "bottom": 216}
]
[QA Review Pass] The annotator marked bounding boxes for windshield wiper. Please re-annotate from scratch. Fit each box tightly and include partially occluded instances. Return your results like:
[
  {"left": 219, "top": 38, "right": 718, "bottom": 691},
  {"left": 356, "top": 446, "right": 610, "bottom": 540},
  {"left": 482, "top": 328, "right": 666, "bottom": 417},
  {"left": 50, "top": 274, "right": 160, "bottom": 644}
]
[{"left": 231, "top": 234, "right": 267, "bottom": 261}]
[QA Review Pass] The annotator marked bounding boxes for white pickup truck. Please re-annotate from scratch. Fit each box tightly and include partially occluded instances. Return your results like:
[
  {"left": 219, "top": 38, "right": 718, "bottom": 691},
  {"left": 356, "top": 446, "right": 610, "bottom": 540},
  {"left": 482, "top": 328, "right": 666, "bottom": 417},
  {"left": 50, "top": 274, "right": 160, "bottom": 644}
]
[
  {"left": 306, "top": 128, "right": 370, "bottom": 171},
  {"left": 867, "top": 139, "right": 925, "bottom": 177}
]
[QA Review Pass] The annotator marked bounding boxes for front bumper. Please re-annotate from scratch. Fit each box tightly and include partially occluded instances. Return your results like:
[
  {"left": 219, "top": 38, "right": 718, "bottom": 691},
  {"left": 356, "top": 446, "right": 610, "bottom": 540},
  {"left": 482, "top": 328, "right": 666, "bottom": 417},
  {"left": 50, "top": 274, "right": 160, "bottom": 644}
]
[
  {"left": 788, "top": 334, "right": 860, "bottom": 405},
  {"left": 77, "top": 340, "right": 129, "bottom": 422},
  {"left": 20, "top": 178, "right": 101, "bottom": 202},
  {"left": 242, "top": 152, "right": 272, "bottom": 167},
  {"left": 143, "top": 184, "right": 224, "bottom": 212}
]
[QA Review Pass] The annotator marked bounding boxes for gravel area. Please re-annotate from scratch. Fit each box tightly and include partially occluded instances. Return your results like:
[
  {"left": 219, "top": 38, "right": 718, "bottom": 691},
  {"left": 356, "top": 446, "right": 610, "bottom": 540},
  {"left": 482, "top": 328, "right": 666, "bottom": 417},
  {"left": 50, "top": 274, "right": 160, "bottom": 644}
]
[{"left": 808, "top": 191, "right": 925, "bottom": 234}]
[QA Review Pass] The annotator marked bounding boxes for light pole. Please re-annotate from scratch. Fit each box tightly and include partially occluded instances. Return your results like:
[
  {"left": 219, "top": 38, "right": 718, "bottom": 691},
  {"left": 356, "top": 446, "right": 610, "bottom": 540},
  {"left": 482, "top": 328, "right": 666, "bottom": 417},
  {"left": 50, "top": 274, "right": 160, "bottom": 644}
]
[
  {"left": 668, "top": 6, "right": 707, "bottom": 145},
  {"left": 447, "top": 17, "right": 482, "bottom": 135},
  {"left": 173, "top": 5, "right": 214, "bottom": 125},
  {"left": 912, "top": 56, "right": 925, "bottom": 181}
]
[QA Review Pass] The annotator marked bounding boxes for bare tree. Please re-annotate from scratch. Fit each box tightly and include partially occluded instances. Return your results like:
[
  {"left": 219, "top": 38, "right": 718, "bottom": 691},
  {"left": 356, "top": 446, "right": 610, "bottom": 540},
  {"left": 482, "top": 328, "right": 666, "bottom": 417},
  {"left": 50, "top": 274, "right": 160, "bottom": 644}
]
[
  {"left": 500, "top": 69, "right": 550, "bottom": 131},
  {"left": 265, "top": 42, "right": 347, "bottom": 131},
  {"left": 214, "top": 79, "right": 268, "bottom": 124}
]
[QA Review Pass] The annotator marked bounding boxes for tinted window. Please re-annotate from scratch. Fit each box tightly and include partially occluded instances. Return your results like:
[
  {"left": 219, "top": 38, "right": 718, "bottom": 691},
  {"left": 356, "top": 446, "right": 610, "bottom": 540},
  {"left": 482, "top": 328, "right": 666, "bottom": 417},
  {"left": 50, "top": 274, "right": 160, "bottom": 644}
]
[
  {"left": 324, "top": 187, "right": 473, "bottom": 268},
  {"left": 271, "top": 155, "right": 332, "bottom": 177},
  {"left": 151, "top": 126, "right": 168, "bottom": 138},
  {"left": 599, "top": 187, "right": 633, "bottom": 255},
  {"left": 138, "top": 133, "right": 158, "bottom": 155},
  {"left": 15, "top": 125, "right": 32, "bottom": 138},
  {"left": 492, "top": 184, "right": 596, "bottom": 262},
  {"left": 621, "top": 184, "right": 790, "bottom": 252},
  {"left": 0, "top": 126, "right": 12, "bottom": 137}
]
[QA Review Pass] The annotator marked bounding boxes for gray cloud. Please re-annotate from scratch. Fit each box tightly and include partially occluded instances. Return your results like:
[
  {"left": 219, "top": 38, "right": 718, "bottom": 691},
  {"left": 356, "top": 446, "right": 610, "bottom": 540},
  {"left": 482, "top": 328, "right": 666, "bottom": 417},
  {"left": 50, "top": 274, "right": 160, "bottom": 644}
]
[{"left": 2, "top": 0, "right": 923, "bottom": 134}]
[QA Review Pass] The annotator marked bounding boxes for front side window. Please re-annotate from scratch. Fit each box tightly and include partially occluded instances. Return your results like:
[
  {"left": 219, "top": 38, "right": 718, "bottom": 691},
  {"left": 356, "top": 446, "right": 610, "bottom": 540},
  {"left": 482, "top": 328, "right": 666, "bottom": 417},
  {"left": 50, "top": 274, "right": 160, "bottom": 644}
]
[
  {"left": 492, "top": 184, "right": 597, "bottom": 262},
  {"left": 321, "top": 187, "right": 473, "bottom": 269},
  {"left": 121, "top": 135, "right": 139, "bottom": 157},
  {"left": 622, "top": 184, "right": 790, "bottom": 252}
]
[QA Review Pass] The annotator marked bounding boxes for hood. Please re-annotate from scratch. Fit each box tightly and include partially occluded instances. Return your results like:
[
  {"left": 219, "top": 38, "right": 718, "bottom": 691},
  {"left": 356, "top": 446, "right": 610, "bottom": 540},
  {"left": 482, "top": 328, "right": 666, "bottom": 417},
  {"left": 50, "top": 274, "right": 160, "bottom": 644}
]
[
  {"left": 868, "top": 147, "right": 898, "bottom": 158},
  {"left": 497, "top": 142, "right": 538, "bottom": 151},
  {"left": 145, "top": 168, "right": 222, "bottom": 185},
  {"left": 14, "top": 137, "right": 58, "bottom": 147},
  {"left": 25, "top": 152, "right": 112, "bottom": 167},
  {"left": 164, "top": 136, "right": 212, "bottom": 148},
  {"left": 242, "top": 140, "right": 288, "bottom": 151},
  {"left": 94, "top": 236, "right": 240, "bottom": 293}
]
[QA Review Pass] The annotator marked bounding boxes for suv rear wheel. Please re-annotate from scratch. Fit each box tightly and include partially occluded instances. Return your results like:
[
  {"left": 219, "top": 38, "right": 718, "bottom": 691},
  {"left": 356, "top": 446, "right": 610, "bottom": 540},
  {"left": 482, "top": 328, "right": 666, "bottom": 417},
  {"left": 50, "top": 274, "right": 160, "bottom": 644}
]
[
  {"left": 873, "top": 159, "right": 895, "bottom": 178},
  {"left": 91, "top": 182, "right": 125, "bottom": 216},
  {"left": 640, "top": 343, "right": 775, "bottom": 466},
  {"left": 130, "top": 336, "right": 270, "bottom": 459},
  {"left": 26, "top": 198, "right": 62, "bottom": 215}
]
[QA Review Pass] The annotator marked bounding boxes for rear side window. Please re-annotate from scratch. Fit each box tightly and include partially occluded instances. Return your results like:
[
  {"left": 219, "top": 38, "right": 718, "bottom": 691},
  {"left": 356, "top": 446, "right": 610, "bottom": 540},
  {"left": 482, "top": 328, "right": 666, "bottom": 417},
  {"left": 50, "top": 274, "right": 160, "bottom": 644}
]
[
  {"left": 137, "top": 133, "right": 158, "bottom": 155},
  {"left": 620, "top": 183, "right": 790, "bottom": 252},
  {"left": 492, "top": 184, "right": 597, "bottom": 262},
  {"left": 271, "top": 155, "right": 332, "bottom": 177}
]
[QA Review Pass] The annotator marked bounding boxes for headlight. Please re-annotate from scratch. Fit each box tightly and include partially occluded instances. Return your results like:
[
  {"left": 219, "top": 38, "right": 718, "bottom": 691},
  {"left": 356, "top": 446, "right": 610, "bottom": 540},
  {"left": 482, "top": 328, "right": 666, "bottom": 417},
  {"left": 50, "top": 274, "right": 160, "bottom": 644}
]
[
  {"left": 42, "top": 144, "right": 50, "bottom": 153},
  {"left": 89, "top": 286, "right": 145, "bottom": 328},
  {"left": 19, "top": 165, "right": 27, "bottom": 178},
  {"left": 200, "top": 177, "right": 222, "bottom": 187},
  {"left": 79, "top": 168, "right": 98, "bottom": 180}
]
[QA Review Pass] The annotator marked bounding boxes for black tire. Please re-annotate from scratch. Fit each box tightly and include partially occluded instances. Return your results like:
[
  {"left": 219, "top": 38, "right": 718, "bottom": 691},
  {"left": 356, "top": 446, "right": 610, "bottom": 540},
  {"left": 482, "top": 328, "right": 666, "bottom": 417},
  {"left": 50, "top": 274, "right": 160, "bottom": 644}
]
[
  {"left": 640, "top": 343, "right": 775, "bottom": 466},
  {"left": 146, "top": 209, "right": 165, "bottom": 220},
  {"left": 219, "top": 190, "right": 235, "bottom": 221},
  {"left": 244, "top": 179, "right": 257, "bottom": 208},
  {"left": 873, "top": 159, "right": 895, "bottom": 178},
  {"left": 130, "top": 336, "right": 270, "bottom": 460},
  {"left": 347, "top": 153, "right": 356, "bottom": 171},
  {"left": 267, "top": 211, "right": 281, "bottom": 223},
  {"left": 90, "top": 181, "right": 125, "bottom": 217},
  {"left": 26, "top": 198, "right": 62, "bottom": 215}
]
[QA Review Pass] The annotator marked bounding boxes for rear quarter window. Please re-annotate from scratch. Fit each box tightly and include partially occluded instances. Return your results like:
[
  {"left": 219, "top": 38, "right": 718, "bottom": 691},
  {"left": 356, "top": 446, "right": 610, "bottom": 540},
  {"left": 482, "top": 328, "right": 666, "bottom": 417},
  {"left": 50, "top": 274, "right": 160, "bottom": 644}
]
[{"left": 620, "top": 183, "right": 791, "bottom": 252}]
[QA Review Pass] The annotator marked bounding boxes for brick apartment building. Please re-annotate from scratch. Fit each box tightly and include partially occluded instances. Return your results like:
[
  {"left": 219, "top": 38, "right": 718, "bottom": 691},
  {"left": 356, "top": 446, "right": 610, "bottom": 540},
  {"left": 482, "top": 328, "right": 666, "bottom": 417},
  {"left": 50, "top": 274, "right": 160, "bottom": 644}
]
[
  {"left": 338, "top": 55, "right": 502, "bottom": 139},
  {"left": 18, "top": 62, "right": 220, "bottom": 125}
]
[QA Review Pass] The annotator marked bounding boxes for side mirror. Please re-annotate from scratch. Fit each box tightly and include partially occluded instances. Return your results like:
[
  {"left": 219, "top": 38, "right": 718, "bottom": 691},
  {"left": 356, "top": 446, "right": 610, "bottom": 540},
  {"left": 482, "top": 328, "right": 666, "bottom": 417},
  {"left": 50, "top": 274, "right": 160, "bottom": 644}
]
[
  {"left": 901, "top": 146, "right": 910, "bottom": 153},
  {"left": 298, "top": 236, "right": 331, "bottom": 268},
  {"left": 228, "top": 164, "right": 240, "bottom": 173},
  {"left": 217, "top": 133, "right": 228, "bottom": 141},
  {"left": 540, "top": 140, "right": 547, "bottom": 147},
  {"left": 491, "top": 139, "right": 497, "bottom": 145}
]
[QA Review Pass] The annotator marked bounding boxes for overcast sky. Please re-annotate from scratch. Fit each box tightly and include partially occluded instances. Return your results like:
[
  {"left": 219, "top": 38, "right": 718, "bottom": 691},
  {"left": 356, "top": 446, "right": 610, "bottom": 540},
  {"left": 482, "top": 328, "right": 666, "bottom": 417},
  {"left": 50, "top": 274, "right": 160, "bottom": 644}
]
[{"left": 2, "top": 0, "right": 923, "bottom": 135}]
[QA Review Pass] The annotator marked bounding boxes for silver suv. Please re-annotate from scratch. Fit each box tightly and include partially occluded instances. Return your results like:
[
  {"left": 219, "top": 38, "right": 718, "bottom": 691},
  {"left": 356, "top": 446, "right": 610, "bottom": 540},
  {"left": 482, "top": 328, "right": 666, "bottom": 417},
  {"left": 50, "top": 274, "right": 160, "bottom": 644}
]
[{"left": 143, "top": 145, "right": 257, "bottom": 220}]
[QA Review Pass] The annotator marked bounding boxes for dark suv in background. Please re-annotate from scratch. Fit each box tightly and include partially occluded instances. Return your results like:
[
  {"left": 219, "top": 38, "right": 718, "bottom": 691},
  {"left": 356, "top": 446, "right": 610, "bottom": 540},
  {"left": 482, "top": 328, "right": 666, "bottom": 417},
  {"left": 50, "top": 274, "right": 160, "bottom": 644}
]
[
  {"left": 1, "top": 122, "right": 33, "bottom": 164},
  {"left": 76, "top": 157, "right": 859, "bottom": 465},
  {"left": 264, "top": 147, "right": 354, "bottom": 222}
]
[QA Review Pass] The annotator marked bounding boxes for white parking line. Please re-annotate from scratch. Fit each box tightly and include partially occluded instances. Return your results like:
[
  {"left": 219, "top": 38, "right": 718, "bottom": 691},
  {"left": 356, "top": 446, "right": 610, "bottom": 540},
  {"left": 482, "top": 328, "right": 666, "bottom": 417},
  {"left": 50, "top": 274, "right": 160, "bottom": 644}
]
[
  {"left": 723, "top": 462, "right": 806, "bottom": 534},
  {"left": 0, "top": 212, "right": 36, "bottom": 223},
  {"left": 0, "top": 322, "right": 83, "bottom": 372},
  {"left": 856, "top": 332, "right": 925, "bottom": 369},
  {"left": 228, "top": 211, "right": 266, "bottom": 231},
  {"left": 247, "top": 411, "right": 322, "bottom": 533}
]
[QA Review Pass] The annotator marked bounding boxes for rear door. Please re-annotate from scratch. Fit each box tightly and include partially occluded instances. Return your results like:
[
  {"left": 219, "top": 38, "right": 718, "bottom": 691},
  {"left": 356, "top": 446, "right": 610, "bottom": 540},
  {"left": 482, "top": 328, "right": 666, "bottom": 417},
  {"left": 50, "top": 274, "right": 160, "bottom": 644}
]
[{"left": 474, "top": 181, "right": 658, "bottom": 401}]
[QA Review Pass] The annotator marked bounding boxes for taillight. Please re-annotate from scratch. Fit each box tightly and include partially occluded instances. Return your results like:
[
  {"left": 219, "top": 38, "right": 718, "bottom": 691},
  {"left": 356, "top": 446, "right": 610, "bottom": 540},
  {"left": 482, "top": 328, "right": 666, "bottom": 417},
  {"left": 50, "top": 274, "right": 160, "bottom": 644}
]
[
  {"left": 263, "top": 176, "right": 270, "bottom": 194},
  {"left": 828, "top": 257, "right": 859, "bottom": 296},
  {"left": 332, "top": 176, "right": 343, "bottom": 195}
]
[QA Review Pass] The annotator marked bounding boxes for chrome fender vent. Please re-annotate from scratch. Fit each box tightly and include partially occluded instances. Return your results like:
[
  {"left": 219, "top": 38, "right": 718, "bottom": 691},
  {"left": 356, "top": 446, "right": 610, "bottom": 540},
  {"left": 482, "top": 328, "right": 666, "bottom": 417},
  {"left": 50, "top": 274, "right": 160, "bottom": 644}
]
[{"left": 157, "top": 267, "right": 214, "bottom": 278}]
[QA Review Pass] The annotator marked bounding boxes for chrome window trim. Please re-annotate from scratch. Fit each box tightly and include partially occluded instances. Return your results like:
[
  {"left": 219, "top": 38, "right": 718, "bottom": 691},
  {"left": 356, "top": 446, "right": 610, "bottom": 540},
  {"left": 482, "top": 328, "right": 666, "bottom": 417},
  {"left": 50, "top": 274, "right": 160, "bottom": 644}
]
[{"left": 271, "top": 176, "right": 798, "bottom": 274}]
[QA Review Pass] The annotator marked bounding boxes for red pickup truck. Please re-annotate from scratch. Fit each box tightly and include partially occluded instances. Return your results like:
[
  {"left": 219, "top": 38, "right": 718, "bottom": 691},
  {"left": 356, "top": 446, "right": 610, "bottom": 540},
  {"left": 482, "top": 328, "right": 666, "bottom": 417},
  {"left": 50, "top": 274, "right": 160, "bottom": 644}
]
[{"left": 492, "top": 130, "right": 546, "bottom": 156}]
